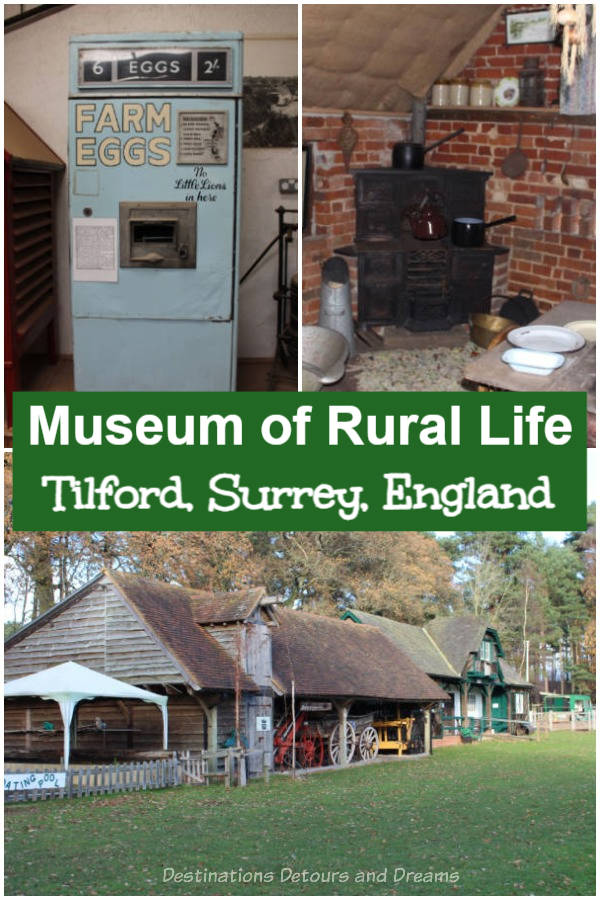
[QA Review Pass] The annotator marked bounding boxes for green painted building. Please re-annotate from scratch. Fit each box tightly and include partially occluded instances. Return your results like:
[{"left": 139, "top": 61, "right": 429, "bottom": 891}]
[
  {"left": 540, "top": 693, "right": 592, "bottom": 715},
  {"left": 341, "top": 611, "right": 533, "bottom": 735}
]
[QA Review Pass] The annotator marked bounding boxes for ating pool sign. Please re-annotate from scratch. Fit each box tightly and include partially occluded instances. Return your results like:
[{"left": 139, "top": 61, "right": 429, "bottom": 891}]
[
  {"left": 69, "top": 33, "right": 243, "bottom": 390},
  {"left": 4, "top": 771, "right": 67, "bottom": 791}
]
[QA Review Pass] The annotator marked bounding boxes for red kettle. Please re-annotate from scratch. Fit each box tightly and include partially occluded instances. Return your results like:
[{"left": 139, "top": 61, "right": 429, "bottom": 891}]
[{"left": 406, "top": 193, "right": 447, "bottom": 241}]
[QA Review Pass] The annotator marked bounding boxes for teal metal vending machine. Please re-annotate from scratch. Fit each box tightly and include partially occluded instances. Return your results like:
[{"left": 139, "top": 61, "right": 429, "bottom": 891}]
[{"left": 69, "top": 33, "right": 243, "bottom": 390}]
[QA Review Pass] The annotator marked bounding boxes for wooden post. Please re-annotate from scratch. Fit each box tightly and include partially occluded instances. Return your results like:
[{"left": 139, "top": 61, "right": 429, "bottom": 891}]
[
  {"left": 484, "top": 685, "right": 493, "bottom": 732},
  {"left": 571, "top": 711, "right": 576, "bottom": 731},
  {"left": 194, "top": 695, "right": 218, "bottom": 773},
  {"left": 461, "top": 683, "right": 469, "bottom": 727},
  {"left": 340, "top": 704, "right": 348, "bottom": 767},
  {"left": 548, "top": 710, "right": 553, "bottom": 732},
  {"left": 291, "top": 679, "right": 296, "bottom": 773},
  {"left": 224, "top": 748, "right": 232, "bottom": 788},
  {"left": 424, "top": 709, "right": 431, "bottom": 755},
  {"left": 334, "top": 701, "right": 350, "bottom": 767},
  {"left": 238, "top": 751, "right": 247, "bottom": 787}
]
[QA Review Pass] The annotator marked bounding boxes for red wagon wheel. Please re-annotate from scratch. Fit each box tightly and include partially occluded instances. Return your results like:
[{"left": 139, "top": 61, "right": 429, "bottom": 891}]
[{"left": 298, "top": 728, "right": 324, "bottom": 768}]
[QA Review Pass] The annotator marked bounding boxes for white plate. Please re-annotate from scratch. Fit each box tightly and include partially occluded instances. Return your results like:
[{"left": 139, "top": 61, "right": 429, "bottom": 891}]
[
  {"left": 494, "top": 77, "right": 519, "bottom": 108},
  {"left": 502, "top": 347, "right": 565, "bottom": 376},
  {"left": 564, "top": 320, "right": 596, "bottom": 343},
  {"left": 507, "top": 324, "right": 585, "bottom": 352}
]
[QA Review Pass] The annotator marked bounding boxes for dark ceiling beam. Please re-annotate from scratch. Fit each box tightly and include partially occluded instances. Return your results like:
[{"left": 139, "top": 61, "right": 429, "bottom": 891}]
[{"left": 4, "top": 5, "right": 72, "bottom": 34}]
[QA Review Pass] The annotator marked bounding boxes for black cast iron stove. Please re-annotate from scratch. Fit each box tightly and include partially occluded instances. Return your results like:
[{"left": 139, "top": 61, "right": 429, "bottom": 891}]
[{"left": 335, "top": 167, "right": 509, "bottom": 331}]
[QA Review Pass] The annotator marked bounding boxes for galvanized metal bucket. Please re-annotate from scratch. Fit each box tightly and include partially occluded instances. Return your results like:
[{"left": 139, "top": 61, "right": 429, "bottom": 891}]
[{"left": 319, "top": 257, "right": 354, "bottom": 355}]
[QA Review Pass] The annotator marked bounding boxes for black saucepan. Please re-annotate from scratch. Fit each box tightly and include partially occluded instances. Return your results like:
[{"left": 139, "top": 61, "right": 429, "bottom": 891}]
[
  {"left": 451, "top": 215, "right": 517, "bottom": 247},
  {"left": 392, "top": 128, "right": 465, "bottom": 169}
]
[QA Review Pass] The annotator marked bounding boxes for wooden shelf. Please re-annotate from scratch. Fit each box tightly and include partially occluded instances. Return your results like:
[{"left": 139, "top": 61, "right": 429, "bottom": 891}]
[{"left": 427, "top": 106, "right": 594, "bottom": 126}]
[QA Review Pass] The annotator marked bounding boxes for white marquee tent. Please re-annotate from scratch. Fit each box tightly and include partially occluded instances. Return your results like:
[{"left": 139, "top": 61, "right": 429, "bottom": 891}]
[{"left": 4, "top": 661, "right": 169, "bottom": 767}]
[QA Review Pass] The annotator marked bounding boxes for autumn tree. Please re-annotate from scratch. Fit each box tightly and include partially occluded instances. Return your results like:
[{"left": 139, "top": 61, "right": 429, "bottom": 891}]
[{"left": 250, "top": 531, "right": 457, "bottom": 621}]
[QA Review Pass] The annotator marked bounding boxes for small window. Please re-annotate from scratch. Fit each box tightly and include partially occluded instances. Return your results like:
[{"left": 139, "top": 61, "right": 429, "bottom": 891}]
[
  {"left": 514, "top": 692, "right": 525, "bottom": 714},
  {"left": 468, "top": 691, "right": 482, "bottom": 718},
  {"left": 480, "top": 640, "right": 494, "bottom": 662}
]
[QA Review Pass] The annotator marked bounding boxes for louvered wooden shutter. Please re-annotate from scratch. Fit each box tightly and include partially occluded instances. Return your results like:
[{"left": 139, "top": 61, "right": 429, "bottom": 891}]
[{"left": 7, "top": 167, "right": 55, "bottom": 349}]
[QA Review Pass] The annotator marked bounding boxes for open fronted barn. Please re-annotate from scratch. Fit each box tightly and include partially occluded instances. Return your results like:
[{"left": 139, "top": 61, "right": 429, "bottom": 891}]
[
  {"left": 4, "top": 571, "right": 265, "bottom": 768},
  {"left": 5, "top": 570, "right": 447, "bottom": 772},
  {"left": 342, "top": 610, "right": 533, "bottom": 741}
]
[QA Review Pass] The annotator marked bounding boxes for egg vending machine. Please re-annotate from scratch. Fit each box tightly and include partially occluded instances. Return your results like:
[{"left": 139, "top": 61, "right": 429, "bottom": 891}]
[{"left": 69, "top": 33, "right": 243, "bottom": 390}]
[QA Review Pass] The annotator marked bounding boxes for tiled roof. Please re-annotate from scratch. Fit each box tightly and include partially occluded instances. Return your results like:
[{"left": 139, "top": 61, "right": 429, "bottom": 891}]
[
  {"left": 425, "top": 616, "right": 490, "bottom": 674},
  {"left": 500, "top": 659, "right": 533, "bottom": 687},
  {"left": 189, "top": 587, "right": 266, "bottom": 624},
  {"left": 344, "top": 610, "right": 458, "bottom": 679},
  {"left": 272, "top": 609, "right": 448, "bottom": 702},
  {"left": 109, "top": 572, "right": 259, "bottom": 693}
]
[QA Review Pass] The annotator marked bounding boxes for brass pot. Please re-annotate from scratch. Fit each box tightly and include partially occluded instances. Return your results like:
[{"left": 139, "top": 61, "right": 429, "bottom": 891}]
[{"left": 470, "top": 313, "right": 517, "bottom": 348}]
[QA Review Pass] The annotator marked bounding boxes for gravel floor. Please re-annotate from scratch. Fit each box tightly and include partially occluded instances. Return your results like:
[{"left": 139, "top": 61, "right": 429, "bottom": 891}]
[{"left": 346, "top": 342, "right": 484, "bottom": 391}]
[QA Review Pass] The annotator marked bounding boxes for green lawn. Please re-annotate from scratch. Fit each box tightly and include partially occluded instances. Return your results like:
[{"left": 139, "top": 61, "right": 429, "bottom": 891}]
[{"left": 4, "top": 733, "right": 595, "bottom": 896}]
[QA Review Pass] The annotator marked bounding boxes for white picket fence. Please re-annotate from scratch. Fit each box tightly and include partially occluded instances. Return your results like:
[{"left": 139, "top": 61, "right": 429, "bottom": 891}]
[{"left": 531, "top": 708, "right": 596, "bottom": 732}]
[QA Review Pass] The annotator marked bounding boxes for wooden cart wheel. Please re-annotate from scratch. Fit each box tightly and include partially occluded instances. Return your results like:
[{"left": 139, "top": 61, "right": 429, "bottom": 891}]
[
  {"left": 298, "top": 729, "right": 325, "bottom": 768},
  {"left": 359, "top": 725, "right": 379, "bottom": 761},
  {"left": 328, "top": 722, "right": 356, "bottom": 765}
]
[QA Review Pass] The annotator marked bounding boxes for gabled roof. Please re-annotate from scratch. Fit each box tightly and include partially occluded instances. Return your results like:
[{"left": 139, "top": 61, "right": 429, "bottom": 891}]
[
  {"left": 425, "top": 615, "right": 503, "bottom": 674},
  {"left": 272, "top": 609, "right": 448, "bottom": 702},
  {"left": 108, "top": 572, "right": 258, "bottom": 693},
  {"left": 343, "top": 610, "right": 458, "bottom": 679},
  {"left": 189, "top": 586, "right": 266, "bottom": 625},
  {"left": 499, "top": 659, "right": 533, "bottom": 688}
]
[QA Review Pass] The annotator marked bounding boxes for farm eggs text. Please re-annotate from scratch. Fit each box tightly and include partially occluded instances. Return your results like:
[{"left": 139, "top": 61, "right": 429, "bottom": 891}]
[{"left": 75, "top": 102, "right": 172, "bottom": 166}]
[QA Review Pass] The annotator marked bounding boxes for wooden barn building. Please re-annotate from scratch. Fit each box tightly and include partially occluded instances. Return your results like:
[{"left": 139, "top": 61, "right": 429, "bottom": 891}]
[
  {"left": 5, "top": 570, "right": 447, "bottom": 770},
  {"left": 341, "top": 611, "right": 533, "bottom": 739}
]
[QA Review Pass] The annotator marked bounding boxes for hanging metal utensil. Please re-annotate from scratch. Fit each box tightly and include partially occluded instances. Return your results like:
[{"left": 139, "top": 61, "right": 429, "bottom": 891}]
[{"left": 501, "top": 121, "right": 528, "bottom": 178}]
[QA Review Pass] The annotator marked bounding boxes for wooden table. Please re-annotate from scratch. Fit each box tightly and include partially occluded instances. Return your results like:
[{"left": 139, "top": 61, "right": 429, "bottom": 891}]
[{"left": 463, "top": 301, "right": 596, "bottom": 413}]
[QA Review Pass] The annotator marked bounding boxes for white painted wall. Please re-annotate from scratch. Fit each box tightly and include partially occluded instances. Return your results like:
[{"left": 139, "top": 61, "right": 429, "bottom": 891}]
[{"left": 5, "top": 4, "right": 298, "bottom": 358}]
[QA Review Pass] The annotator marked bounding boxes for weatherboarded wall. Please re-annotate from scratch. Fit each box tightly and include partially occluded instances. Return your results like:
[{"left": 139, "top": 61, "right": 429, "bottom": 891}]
[
  {"left": 4, "top": 579, "right": 183, "bottom": 684},
  {"left": 4, "top": 694, "right": 205, "bottom": 759}
]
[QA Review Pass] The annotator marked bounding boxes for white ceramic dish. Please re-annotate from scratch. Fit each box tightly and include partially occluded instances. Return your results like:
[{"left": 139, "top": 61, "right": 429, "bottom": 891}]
[
  {"left": 507, "top": 324, "right": 585, "bottom": 353},
  {"left": 502, "top": 347, "right": 565, "bottom": 376},
  {"left": 564, "top": 320, "right": 596, "bottom": 343}
]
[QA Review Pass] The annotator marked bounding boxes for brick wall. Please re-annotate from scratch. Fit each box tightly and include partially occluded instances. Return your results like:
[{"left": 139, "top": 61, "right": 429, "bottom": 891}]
[
  {"left": 426, "top": 5, "right": 595, "bottom": 310},
  {"left": 303, "top": 113, "right": 410, "bottom": 323},
  {"left": 425, "top": 117, "right": 595, "bottom": 310},
  {"left": 461, "top": 6, "right": 562, "bottom": 104}
]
